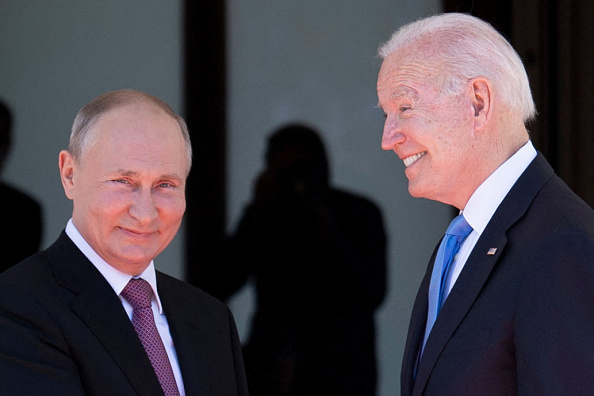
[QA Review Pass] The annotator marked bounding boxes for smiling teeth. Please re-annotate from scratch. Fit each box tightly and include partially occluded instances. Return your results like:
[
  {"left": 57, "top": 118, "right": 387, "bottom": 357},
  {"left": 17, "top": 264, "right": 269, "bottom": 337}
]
[{"left": 403, "top": 152, "right": 426, "bottom": 167}]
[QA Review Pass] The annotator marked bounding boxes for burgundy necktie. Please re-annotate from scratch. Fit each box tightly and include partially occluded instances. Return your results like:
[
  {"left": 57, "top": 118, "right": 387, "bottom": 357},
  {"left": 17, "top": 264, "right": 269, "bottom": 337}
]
[{"left": 121, "top": 278, "right": 180, "bottom": 396}]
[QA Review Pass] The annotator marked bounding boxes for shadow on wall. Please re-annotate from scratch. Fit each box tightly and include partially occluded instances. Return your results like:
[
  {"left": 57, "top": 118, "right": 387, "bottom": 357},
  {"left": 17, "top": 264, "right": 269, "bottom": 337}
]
[
  {"left": 197, "top": 123, "right": 388, "bottom": 396},
  {"left": 0, "top": 99, "right": 43, "bottom": 272}
]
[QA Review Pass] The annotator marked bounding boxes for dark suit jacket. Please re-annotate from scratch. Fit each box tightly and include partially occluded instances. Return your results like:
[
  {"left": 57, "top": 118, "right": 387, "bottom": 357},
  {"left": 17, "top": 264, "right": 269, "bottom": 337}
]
[
  {"left": 402, "top": 153, "right": 594, "bottom": 396},
  {"left": 0, "top": 232, "right": 248, "bottom": 396}
]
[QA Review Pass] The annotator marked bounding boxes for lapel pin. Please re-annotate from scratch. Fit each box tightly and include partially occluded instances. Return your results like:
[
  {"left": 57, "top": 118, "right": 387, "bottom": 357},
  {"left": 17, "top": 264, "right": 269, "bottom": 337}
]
[{"left": 487, "top": 248, "right": 497, "bottom": 255}]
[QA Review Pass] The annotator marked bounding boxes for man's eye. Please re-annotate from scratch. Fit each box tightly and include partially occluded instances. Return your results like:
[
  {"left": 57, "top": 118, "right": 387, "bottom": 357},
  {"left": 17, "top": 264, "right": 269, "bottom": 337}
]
[
  {"left": 158, "top": 182, "right": 173, "bottom": 188},
  {"left": 400, "top": 106, "right": 411, "bottom": 112},
  {"left": 114, "top": 179, "right": 129, "bottom": 184}
]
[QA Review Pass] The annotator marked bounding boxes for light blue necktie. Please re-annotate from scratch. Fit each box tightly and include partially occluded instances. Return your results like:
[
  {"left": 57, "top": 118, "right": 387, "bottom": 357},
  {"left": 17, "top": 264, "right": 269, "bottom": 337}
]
[{"left": 421, "top": 214, "right": 473, "bottom": 354}]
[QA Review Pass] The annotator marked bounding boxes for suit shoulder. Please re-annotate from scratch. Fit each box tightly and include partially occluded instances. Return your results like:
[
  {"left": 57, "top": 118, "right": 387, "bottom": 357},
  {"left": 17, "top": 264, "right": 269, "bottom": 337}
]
[
  {"left": 0, "top": 251, "right": 54, "bottom": 292},
  {"left": 535, "top": 174, "right": 594, "bottom": 232}
]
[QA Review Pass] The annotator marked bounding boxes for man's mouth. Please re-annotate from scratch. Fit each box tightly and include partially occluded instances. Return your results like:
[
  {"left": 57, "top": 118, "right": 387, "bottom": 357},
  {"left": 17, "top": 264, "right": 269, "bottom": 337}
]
[
  {"left": 120, "top": 227, "right": 156, "bottom": 237},
  {"left": 403, "top": 151, "right": 427, "bottom": 167}
]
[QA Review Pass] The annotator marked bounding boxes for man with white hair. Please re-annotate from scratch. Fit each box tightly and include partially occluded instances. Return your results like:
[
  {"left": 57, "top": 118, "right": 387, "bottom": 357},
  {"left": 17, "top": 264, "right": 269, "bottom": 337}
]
[{"left": 377, "top": 13, "right": 594, "bottom": 395}]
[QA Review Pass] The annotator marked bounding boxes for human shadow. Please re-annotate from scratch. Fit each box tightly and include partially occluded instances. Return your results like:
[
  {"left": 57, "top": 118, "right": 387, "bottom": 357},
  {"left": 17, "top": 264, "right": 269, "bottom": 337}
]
[
  {"left": 203, "top": 123, "right": 387, "bottom": 395},
  {"left": 0, "top": 99, "right": 43, "bottom": 272}
]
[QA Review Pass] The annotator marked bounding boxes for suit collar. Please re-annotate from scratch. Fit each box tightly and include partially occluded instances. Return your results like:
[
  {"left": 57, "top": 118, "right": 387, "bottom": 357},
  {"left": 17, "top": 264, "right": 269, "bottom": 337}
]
[
  {"left": 464, "top": 140, "right": 537, "bottom": 235},
  {"left": 47, "top": 233, "right": 165, "bottom": 395},
  {"left": 410, "top": 153, "right": 555, "bottom": 395},
  {"left": 64, "top": 220, "right": 165, "bottom": 314}
]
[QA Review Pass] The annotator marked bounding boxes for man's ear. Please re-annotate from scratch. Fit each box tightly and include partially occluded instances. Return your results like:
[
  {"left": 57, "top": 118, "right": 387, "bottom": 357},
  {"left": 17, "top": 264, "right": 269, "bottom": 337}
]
[
  {"left": 470, "top": 77, "right": 492, "bottom": 131},
  {"left": 59, "top": 150, "right": 76, "bottom": 200}
]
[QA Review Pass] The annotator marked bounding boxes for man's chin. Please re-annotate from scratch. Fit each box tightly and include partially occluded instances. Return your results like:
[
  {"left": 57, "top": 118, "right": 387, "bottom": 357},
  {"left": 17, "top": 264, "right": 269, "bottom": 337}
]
[
  {"left": 407, "top": 183, "right": 424, "bottom": 198},
  {"left": 408, "top": 183, "right": 437, "bottom": 201},
  {"left": 106, "top": 249, "right": 157, "bottom": 274}
]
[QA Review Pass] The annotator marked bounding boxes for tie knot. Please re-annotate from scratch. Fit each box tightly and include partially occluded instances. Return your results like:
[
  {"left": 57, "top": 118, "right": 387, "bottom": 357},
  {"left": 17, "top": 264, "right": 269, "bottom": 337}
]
[
  {"left": 445, "top": 214, "right": 473, "bottom": 238},
  {"left": 121, "top": 278, "right": 153, "bottom": 309}
]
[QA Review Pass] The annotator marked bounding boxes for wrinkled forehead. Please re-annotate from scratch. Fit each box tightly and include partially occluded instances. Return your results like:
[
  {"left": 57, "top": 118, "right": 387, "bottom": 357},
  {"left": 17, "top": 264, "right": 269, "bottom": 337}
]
[{"left": 377, "top": 53, "right": 445, "bottom": 97}]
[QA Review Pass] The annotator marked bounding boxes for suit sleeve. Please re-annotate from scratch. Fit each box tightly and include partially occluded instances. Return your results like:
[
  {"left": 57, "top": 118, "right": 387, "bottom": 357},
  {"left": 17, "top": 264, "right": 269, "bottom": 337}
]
[
  {"left": 515, "top": 230, "right": 594, "bottom": 395},
  {"left": 0, "top": 285, "right": 85, "bottom": 396}
]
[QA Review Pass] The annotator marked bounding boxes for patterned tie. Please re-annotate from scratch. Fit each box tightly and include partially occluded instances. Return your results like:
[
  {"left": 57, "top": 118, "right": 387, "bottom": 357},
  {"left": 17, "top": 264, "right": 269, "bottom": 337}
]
[
  {"left": 421, "top": 214, "right": 473, "bottom": 354},
  {"left": 121, "top": 278, "right": 180, "bottom": 396}
]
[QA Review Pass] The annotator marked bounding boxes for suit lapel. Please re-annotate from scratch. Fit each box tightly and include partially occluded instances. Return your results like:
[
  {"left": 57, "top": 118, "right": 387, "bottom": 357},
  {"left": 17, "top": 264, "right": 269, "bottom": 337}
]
[
  {"left": 412, "top": 153, "right": 555, "bottom": 395},
  {"left": 157, "top": 273, "right": 212, "bottom": 396},
  {"left": 48, "top": 233, "right": 164, "bottom": 396},
  {"left": 413, "top": 232, "right": 508, "bottom": 394}
]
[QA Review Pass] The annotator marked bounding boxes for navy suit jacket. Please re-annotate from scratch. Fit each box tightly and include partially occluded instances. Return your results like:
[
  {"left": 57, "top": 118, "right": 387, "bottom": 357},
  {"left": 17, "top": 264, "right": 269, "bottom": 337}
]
[
  {"left": 0, "top": 232, "right": 248, "bottom": 396},
  {"left": 402, "top": 153, "right": 594, "bottom": 396}
]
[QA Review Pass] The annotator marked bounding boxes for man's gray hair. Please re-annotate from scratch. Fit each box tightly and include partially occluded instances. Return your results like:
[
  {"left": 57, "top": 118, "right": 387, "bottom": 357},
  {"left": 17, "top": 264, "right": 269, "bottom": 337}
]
[
  {"left": 378, "top": 13, "right": 536, "bottom": 123},
  {"left": 69, "top": 89, "right": 192, "bottom": 173}
]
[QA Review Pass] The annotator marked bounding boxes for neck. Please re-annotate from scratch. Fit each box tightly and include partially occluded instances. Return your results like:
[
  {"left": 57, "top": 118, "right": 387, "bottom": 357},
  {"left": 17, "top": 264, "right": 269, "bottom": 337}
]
[{"left": 452, "top": 124, "right": 529, "bottom": 210}]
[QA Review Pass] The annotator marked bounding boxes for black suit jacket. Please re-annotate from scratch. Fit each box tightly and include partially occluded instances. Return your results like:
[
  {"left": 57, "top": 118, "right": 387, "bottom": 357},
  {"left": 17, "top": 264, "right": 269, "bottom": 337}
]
[
  {"left": 0, "top": 232, "right": 248, "bottom": 396},
  {"left": 402, "top": 153, "right": 594, "bottom": 396}
]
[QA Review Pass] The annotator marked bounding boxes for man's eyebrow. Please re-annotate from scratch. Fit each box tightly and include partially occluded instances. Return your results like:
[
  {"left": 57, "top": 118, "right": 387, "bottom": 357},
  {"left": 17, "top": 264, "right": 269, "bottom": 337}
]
[
  {"left": 390, "top": 86, "right": 418, "bottom": 101},
  {"left": 115, "top": 170, "right": 185, "bottom": 182},
  {"left": 377, "top": 87, "right": 418, "bottom": 110},
  {"left": 159, "top": 173, "right": 185, "bottom": 183},
  {"left": 116, "top": 170, "right": 138, "bottom": 177}
]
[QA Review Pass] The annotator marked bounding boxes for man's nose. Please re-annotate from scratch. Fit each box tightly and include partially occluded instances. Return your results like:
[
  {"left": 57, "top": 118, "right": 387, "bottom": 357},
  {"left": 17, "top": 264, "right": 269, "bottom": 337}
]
[
  {"left": 381, "top": 118, "right": 406, "bottom": 150},
  {"left": 130, "top": 188, "right": 158, "bottom": 223}
]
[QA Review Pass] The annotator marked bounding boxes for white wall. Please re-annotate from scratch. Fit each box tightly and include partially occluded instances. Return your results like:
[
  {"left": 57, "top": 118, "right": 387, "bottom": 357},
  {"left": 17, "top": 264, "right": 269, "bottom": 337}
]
[
  {"left": 0, "top": 1, "right": 184, "bottom": 279},
  {"left": 226, "top": 1, "right": 450, "bottom": 395}
]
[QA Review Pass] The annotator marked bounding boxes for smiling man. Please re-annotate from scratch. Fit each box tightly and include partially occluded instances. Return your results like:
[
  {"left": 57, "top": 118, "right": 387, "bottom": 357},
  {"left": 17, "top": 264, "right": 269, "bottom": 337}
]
[
  {"left": 378, "top": 13, "right": 594, "bottom": 396},
  {"left": 0, "top": 90, "right": 248, "bottom": 396}
]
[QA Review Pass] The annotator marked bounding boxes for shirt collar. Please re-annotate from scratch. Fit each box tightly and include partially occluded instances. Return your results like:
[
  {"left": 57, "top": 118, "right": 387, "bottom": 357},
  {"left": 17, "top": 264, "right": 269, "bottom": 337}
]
[
  {"left": 65, "top": 219, "right": 164, "bottom": 314},
  {"left": 463, "top": 141, "right": 537, "bottom": 235}
]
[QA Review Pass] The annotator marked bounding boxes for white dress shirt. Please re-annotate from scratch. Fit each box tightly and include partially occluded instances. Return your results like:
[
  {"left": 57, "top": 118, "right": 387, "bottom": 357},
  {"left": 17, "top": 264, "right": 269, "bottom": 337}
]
[
  {"left": 443, "top": 141, "right": 537, "bottom": 298},
  {"left": 65, "top": 219, "right": 186, "bottom": 395}
]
